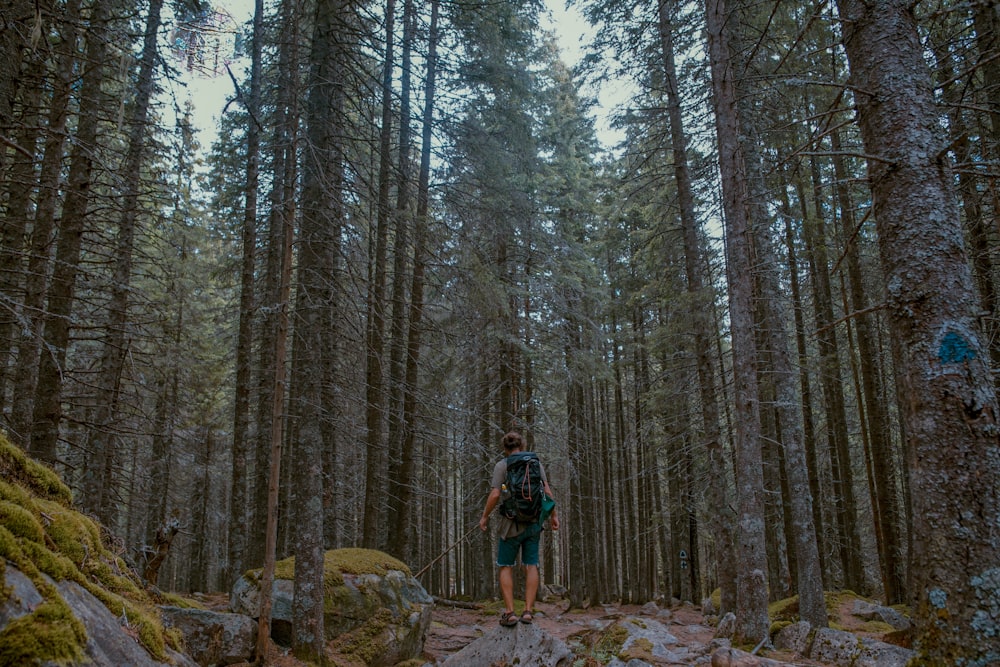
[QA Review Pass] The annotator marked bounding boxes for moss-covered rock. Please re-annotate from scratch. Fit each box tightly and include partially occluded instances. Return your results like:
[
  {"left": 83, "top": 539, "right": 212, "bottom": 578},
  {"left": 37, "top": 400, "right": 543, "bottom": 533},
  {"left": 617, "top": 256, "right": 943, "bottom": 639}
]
[
  {"left": 0, "top": 432, "right": 180, "bottom": 665},
  {"left": 232, "top": 547, "right": 432, "bottom": 666}
]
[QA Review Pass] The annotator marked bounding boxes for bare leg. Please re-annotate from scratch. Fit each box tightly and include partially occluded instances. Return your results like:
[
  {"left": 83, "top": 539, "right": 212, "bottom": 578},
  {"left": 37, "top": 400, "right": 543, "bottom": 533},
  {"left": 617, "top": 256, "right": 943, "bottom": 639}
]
[
  {"left": 524, "top": 564, "right": 539, "bottom": 611},
  {"left": 499, "top": 566, "right": 515, "bottom": 612}
]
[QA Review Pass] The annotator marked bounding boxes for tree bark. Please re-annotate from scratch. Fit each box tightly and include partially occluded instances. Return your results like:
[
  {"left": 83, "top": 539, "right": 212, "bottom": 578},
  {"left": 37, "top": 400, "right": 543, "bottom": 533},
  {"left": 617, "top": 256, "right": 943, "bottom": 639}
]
[
  {"left": 801, "top": 154, "right": 866, "bottom": 594},
  {"left": 835, "top": 1, "right": 1000, "bottom": 661},
  {"left": 82, "top": 0, "right": 164, "bottom": 525},
  {"left": 704, "top": 0, "right": 770, "bottom": 644},
  {"left": 362, "top": 0, "right": 397, "bottom": 550},
  {"left": 29, "top": 0, "right": 112, "bottom": 463},
  {"left": 657, "top": 0, "right": 736, "bottom": 614},
  {"left": 830, "top": 129, "right": 907, "bottom": 605},
  {"left": 227, "top": 0, "right": 264, "bottom": 588},
  {"left": 8, "top": 0, "right": 82, "bottom": 449}
]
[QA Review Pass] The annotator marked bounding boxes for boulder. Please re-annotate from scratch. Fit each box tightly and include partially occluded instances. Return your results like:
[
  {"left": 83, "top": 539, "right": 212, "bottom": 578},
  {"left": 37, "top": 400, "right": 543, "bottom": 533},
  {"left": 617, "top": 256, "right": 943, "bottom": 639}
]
[
  {"left": 808, "top": 626, "right": 915, "bottom": 667},
  {"left": 440, "top": 622, "right": 573, "bottom": 667},
  {"left": 230, "top": 548, "right": 433, "bottom": 666},
  {"left": 773, "top": 620, "right": 812, "bottom": 654},
  {"left": 850, "top": 599, "right": 911, "bottom": 631},
  {"left": 160, "top": 606, "right": 256, "bottom": 666},
  {"left": 710, "top": 647, "right": 801, "bottom": 666},
  {"left": 56, "top": 578, "right": 197, "bottom": 667},
  {"left": 715, "top": 611, "right": 737, "bottom": 639},
  {"left": 614, "top": 616, "right": 683, "bottom": 662},
  {"left": 0, "top": 563, "right": 194, "bottom": 667}
]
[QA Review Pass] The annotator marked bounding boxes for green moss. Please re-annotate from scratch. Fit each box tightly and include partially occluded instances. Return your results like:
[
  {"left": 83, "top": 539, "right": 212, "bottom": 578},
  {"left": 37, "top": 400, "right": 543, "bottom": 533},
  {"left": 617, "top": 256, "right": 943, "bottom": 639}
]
[
  {"left": 331, "top": 607, "right": 393, "bottom": 665},
  {"left": 0, "top": 558, "right": 7, "bottom": 604},
  {"left": 81, "top": 583, "right": 166, "bottom": 660},
  {"left": 594, "top": 623, "right": 629, "bottom": 655},
  {"left": 159, "top": 592, "right": 204, "bottom": 609},
  {"left": 326, "top": 548, "right": 410, "bottom": 576},
  {"left": 0, "top": 438, "right": 72, "bottom": 507},
  {"left": 20, "top": 540, "right": 74, "bottom": 582},
  {"left": 710, "top": 587, "right": 721, "bottom": 612},
  {"left": 0, "top": 480, "right": 32, "bottom": 507},
  {"left": 0, "top": 431, "right": 172, "bottom": 662},
  {"left": 0, "top": 599, "right": 87, "bottom": 666},
  {"left": 249, "top": 547, "right": 411, "bottom": 590},
  {"left": 620, "top": 636, "right": 655, "bottom": 662},
  {"left": 0, "top": 525, "right": 25, "bottom": 563},
  {"left": 164, "top": 626, "right": 184, "bottom": 652},
  {"left": 769, "top": 594, "right": 801, "bottom": 623},
  {"left": 770, "top": 619, "right": 793, "bottom": 638},
  {"left": 0, "top": 501, "right": 44, "bottom": 544}
]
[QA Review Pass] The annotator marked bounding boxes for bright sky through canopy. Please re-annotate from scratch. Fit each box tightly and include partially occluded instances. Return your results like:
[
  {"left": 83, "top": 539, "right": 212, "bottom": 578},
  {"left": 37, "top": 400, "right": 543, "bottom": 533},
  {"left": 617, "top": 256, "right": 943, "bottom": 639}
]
[{"left": 170, "top": 0, "right": 622, "bottom": 149}]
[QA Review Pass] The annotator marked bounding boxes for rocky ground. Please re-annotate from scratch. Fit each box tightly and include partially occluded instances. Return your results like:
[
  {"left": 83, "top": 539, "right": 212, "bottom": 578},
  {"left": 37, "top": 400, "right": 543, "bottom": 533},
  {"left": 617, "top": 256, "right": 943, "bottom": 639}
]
[
  {"left": 240, "top": 601, "right": 852, "bottom": 667},
  {"left": 423, "top": 598, "right": 836, "bottom": 666},
  {"left": 238, "top": 595, "right": 886, "bottom": 666}
]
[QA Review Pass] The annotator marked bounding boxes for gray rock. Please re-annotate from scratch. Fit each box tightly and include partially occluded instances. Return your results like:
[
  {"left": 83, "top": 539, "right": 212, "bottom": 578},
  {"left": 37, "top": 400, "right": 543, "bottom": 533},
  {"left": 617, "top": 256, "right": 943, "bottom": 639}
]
[
  {"left": 55, "top": 578, "right": 197, "bottom": 667},
  {"left": 440, "top": 622, "right": 573, "bottom": 667},
  {"left": 702, "top": 597, "right": 718, "bottom": 616},
  {"left": 617, "top": 616, "right": 679, "bottom": 659},
  {"left": 850, "top": 599, "right": 880, "bottom": 619},
  {"left": 850, "top": 599, "right": 911, "bottom": 631},
  {"left": 607, "top": 658, "right": 654, "bottom": 667},
  {"left": 874, "top": 606, "right": 911, "bottom": 631},
  {"left": 773, "top": 620, "right": 812, "bottom": 654},
  {"left": 0, "top": 565, "right": 44, "bottom": 628},
  {"left": 160, "top": 606, "right": 256, "bottom": 666},
  {"left": 808, "top": 626, "right": 915, "bottom": 667},
  {"left": 230, "top": 565, "right": 432, "bottom": 666},
  {"left": 715, "top": 611, "right": 736, "bottom": 639},
  {"left": 709, "top": 647, "right": 802, "bottom": 666},
  {"left": 0, "top": 563, "right": 197, "bottom": 667}
]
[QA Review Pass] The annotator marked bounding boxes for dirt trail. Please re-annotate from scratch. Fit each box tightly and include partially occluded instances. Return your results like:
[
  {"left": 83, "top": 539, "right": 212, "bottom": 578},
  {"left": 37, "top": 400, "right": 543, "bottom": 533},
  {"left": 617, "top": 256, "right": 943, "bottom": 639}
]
[{"left": 425, "top": 598, "right": 837, "bottom": 666}]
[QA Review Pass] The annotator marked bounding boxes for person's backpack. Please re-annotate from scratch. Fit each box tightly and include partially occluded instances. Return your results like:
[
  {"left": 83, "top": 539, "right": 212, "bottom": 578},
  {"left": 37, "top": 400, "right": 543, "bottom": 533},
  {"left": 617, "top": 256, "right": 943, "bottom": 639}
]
[{"left": 501, "top": 452, "right": 544, "bottom": 523}]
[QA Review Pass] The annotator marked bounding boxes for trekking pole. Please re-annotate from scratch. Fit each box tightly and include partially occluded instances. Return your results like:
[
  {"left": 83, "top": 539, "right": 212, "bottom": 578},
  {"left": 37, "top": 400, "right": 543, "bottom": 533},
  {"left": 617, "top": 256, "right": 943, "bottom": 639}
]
[{"left": 415, "top": 522, "right": 482, "bottom": 579}]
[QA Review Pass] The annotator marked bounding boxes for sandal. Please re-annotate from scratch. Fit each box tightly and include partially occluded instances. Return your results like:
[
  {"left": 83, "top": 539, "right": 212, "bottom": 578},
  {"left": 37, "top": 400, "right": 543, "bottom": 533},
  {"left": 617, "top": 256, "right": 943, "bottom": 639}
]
[
  {"left": 500, "top": 610, "right": 519, "bottom": 627},
  {"left": 520, "top": 610, "right": 534, "bottom": 624}
]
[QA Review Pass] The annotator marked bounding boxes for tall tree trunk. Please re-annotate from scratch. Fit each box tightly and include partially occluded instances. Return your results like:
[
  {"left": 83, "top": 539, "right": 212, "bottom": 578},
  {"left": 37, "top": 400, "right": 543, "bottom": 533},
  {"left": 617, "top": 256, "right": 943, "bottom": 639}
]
[
  {"left": 8, "top": 0, "right": 82, "bottom": 449},
  {"left": 30, "top": 0, "right": 112, "bottom": 463},
  {"left": 251, "top": 0, "right": 300, "bottom": 569},
  {"left": 0, "top": 0, "right": 34, "bottom": 170},
  {"left": 289, "top": 0, "right": 348, "bottom": 655},
  {"left": 0, "top": 42, "right": 45, "bottom": 417},
  {"left": 779, "top": 182, "right": 829, "bottom": 588},
  {"left": 362, "top": 0, "right": 398, "bottom": 550},
  {"left": 386, "top": 0, "right": 416, "bottom": 559},
  {"left": 391, "top": 0, "right": 438, "bottom": 562},
  {"left": 657, "top": 0, "right": 736, "bottom": 613},
  {"left": 835, "top": 1, "right": 1000, "bottom": 661},
  {"left": 255, "top": 124, "right": 296, "bottom": 662},
  {"left": 801, "top": 154, "right": 866, "bottom": 593},
  {"left": 566, "top": 338, "right": 590, "bottom": 609},
  {"left": 227, "top": 0, "right": 264, "bottom": 588},
  {"left": 82, "top": 0, "right": 164, "bottom": 525},
  {"left": 830, "top": 129, "right": 907, "bottom": 604},
  {"left": 704, "top": 0, "right": 769, "bottom": 643}
]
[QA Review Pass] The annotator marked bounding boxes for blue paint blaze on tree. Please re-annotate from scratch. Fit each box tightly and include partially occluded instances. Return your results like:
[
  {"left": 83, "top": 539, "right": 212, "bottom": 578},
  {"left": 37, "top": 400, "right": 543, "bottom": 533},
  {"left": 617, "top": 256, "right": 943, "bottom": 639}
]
[{"left": 939, "top": 331, "right": 977, "bottom": 364}]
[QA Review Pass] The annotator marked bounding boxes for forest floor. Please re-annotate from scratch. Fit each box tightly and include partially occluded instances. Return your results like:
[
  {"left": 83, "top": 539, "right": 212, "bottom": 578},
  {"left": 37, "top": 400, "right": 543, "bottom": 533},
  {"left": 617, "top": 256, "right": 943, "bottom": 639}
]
[{"left": 223, "top": 594, "right": 885, "bottom": 666}]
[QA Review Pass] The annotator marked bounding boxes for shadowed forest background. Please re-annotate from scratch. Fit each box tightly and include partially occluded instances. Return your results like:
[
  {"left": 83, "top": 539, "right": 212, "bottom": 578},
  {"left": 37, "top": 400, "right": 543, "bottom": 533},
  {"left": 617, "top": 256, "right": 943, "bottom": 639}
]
[{"left": 0, "top": 0, "right": 998, "bottom": 663}]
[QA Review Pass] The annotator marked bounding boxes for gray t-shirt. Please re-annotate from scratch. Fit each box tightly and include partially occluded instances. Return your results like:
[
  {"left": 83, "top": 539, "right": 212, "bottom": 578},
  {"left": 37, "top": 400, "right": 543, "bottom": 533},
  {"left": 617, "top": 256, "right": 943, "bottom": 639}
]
[{"left": 491, "top": 454, "right": 549, "bottom": 540}]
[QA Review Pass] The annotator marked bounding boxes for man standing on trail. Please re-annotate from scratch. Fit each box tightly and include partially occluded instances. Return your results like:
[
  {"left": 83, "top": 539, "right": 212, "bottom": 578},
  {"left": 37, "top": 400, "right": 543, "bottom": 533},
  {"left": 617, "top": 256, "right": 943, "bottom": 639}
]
[{"left": 479, "top": 431, "right": 559, "bottom": 627}]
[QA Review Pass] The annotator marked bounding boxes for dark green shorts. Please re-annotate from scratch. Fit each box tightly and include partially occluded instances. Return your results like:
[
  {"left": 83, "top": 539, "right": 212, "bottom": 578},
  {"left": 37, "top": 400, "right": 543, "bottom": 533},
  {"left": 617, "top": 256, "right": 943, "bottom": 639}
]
[{"left": 497, "top": 523, "right": 542, "bottom": 567}]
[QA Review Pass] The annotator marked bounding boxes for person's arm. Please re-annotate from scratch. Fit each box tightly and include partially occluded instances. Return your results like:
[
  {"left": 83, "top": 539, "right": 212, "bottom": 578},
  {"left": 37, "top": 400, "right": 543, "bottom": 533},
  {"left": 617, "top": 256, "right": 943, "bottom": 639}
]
[
  {"left": 480, "top": 487, "right": 501, "bottom": 531},
  {"left": 543, "top": 481, "right": 559, "bottom": 530}
]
